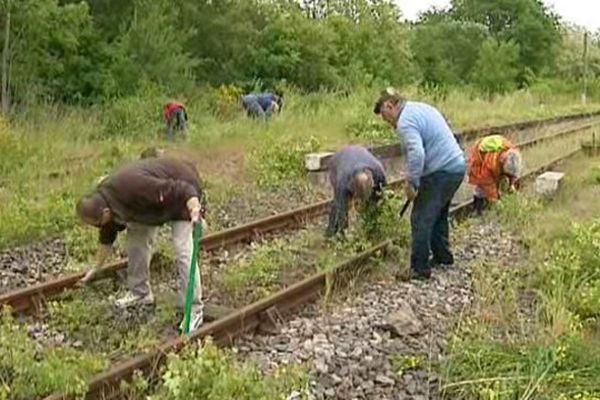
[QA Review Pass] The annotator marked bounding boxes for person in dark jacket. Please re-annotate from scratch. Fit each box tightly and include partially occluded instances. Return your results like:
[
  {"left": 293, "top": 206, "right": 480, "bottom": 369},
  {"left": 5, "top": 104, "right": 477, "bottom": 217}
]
[
  {"left": 76, "top": 157, "right": 207, "bottom": 332},
  {"left": 164, "top": 101, "right": 188, "bottom": 140},
  {"left": 241, "top": 92, "right": 283, "bottom": 120},
  {"left": 326, "top": 145, "right": 387, "bottom": 237}
]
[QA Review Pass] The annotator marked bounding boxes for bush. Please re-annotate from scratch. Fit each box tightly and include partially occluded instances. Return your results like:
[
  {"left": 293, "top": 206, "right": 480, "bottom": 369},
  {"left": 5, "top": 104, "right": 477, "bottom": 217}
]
[
  {"left": 249, "top": 135, "right": 321, "bottom": 189},
  {"left": 472, "top": 39, "right": 520, "bottom": 97},
  {"left": 152, "top": 339, "right": 308, "bottom": 400},
  {"left": 100, "top": 84, "right": 165, "bottom": 139},
  {"left": 0, "top": 310, "right": 106, "bottom": 398},
  {"left": 359, "top": 189, "right": 411, "bottom": 244},
  {"left": 345, "top": 117, "right": 395, "bottom": 144}
]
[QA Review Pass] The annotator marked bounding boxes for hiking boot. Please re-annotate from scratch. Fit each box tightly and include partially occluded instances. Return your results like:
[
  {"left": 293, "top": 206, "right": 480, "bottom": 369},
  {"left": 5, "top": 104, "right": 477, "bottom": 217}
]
[
  {"left": 179, "top": 309, "right": 204, "bottom": 333},
  {"left": 115, "top": 292, "right": 155, "bottom": 308}
]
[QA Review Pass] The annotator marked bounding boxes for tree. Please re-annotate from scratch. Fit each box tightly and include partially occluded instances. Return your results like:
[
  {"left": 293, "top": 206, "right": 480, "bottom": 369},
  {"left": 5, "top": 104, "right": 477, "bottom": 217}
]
[
  {"left": 451, "top": 0, "right": 561, "bottom": 81},
  {"left": 411, "top": 19, "right": 489, "bottom": 89},
  {"left": 1, "top": 0, "right": 10, "bottom": 114},
  {"left": 0, "top": 0, "right": 105, "bottom": 105},
  {"left": 471, "top": 38, "right": 520, "bottom": 96},
  {"left": 107, "top": 0, "right": 196, "bottom": 97}
]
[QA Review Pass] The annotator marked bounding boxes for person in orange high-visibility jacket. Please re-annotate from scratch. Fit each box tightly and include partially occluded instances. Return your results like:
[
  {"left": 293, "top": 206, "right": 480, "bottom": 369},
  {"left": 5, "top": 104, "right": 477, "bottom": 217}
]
[
  {"left": 164, "top": 101, "right": 188, "bottom": 140},
  {"left": 468, "top": 135, "right": 522, "bottom": 215}
]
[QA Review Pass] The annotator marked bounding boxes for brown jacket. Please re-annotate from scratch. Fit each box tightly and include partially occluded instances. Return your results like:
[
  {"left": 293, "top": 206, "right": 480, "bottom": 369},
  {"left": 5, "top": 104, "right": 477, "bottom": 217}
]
[{"left": 97, "top": 157, "right": 203, "bottom": 245}]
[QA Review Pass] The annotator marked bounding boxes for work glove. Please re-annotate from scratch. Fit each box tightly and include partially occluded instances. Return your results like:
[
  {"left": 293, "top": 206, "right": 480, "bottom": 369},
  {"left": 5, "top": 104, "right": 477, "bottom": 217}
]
[{"left": 404, "top": 183, "right": 418, "bottom": 202}]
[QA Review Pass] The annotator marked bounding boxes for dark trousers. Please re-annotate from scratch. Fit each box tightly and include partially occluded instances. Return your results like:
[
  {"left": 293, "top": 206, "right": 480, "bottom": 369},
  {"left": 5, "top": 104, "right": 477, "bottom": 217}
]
[
  {"left": 410, "top": 170, "right": 465, "bottom": 274},
  {"left": 166, "top": 108, "right": 187, "bottom": 140}
]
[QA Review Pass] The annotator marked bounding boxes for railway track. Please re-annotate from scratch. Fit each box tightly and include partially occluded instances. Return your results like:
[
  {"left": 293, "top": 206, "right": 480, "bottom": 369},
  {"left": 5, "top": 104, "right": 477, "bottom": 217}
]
[
  {"left": 1, "top": 111, "right": 598, "bottom": 317},
  {"left": 43, "top": 136, "right": 586, "bottom": 400},
  {"left": 26, "top": 113, "right": 595, "bottom": 399}
]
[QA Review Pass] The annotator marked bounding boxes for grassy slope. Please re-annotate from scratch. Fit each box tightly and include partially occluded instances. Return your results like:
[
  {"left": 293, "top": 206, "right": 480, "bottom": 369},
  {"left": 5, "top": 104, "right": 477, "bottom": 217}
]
[{"left": 442, "top": 155, "right": 600, "bottom": 400}]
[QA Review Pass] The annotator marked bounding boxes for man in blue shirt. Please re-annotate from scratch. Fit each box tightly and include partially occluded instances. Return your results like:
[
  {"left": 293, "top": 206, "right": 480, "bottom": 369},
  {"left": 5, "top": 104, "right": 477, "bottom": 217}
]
[
  {"left": 374, "top": 88, "right": 466, "bottom": 280},
  {"left": 241, "top": 92, "right": 283, "bottom": 120}
]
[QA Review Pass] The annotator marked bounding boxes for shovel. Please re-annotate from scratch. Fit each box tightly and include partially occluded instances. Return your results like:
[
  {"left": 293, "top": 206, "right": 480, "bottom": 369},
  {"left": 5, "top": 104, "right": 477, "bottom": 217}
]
[{"left": 182, "top": 222, "right": 202, "bottom": 335}]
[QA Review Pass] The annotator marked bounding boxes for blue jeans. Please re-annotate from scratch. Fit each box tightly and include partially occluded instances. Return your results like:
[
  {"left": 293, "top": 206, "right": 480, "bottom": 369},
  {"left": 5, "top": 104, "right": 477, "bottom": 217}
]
[{"left": 410, "top": 170, "right": 465, "bottom": 274}]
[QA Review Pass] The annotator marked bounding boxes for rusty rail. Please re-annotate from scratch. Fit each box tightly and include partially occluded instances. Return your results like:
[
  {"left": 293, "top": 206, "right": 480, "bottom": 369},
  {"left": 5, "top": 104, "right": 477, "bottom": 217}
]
[
  {"left": 1, "top": 114, "right": 598, "bottom": 315},
  {"left": 44, "top": 138, "right": 584, "bottom": 400},
  {"left": 324, "top": 110, "right": 600, "bottom": 167}
]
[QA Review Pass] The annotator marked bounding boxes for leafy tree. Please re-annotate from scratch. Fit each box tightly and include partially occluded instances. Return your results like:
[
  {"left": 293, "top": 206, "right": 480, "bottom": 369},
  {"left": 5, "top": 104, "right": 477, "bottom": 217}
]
[
  {"left": 451, "top": 0, "right": 561, "bottom": 81},
  {"left": 0, "top": 0, "right": 110, "bottom": 105},
  {"left": 471, "top": 38, "right": 520, "bottom": 96},
  {"left": 411, "top": 19, "right": 489, "bottom": 89},
  {"left": 107, "top": 0, "right": 196, "bottom": 97}
]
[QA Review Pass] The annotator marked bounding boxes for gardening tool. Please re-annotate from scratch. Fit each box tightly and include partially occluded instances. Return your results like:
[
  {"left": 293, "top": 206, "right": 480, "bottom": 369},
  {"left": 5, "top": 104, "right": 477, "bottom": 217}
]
[
  {"left": 399, "top": 199, "right": 411, "bottom": 218},
  {"left": 182, "top": 222, "right": 202, "bottom": 335}
]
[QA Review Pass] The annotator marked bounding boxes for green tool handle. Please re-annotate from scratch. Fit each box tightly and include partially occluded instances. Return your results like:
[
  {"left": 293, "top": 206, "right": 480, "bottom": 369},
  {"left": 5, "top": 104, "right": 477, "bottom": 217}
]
[{"left": 183, "top": 222, "right": 202, "bottom": 335}]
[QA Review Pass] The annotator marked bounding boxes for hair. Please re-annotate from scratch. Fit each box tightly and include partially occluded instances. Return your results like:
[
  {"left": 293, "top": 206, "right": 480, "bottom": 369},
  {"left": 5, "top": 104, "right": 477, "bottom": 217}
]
[
  {"left": 503, "top": 149, "right": 522, "bottom": 178},
  {"left": 351, "top": 170, "right": 374, "bottom": 202},
  {"left": 373, "top": 87, "right": 405, "bottom": 115},
  {"left": 76, "top": 193, "right": 108, "bottom": 224}
]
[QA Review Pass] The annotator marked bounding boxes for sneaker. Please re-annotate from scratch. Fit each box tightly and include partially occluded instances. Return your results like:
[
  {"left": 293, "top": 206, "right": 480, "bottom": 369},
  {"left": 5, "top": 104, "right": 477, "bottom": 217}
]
[
  {"left": 179, "top": 310, "right": 204, "bottom": 333},
  {"left": 115, "top": 292, "right": 155, "bottom": 308}
]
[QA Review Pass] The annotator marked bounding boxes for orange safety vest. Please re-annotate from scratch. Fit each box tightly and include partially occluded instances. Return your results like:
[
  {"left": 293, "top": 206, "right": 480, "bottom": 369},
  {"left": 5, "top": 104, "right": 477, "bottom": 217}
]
[{"left": 468, "top": 135, "right": 517, "bottom": 201}]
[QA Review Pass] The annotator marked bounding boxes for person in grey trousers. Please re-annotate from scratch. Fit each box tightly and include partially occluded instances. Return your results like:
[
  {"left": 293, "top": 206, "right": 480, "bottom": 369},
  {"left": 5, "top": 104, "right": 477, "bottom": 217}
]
[
  {"left": 326, "top": 145, "right": 387, "bottom": 237},
  {"left": 241, "top": 92, "right": 283, "bottom": 120},
  {"left": 76, "top": 157, "right": 208, "bottom": 332}
]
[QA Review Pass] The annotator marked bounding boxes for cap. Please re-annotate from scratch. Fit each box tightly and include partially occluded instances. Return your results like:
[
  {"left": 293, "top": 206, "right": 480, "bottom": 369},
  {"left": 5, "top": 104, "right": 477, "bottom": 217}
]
[
  {"left": 373, "top": 87, "right": 401, "bottom": 114},
  {"left": 503, "top": 149, "right": 522, "bottom": 178}
]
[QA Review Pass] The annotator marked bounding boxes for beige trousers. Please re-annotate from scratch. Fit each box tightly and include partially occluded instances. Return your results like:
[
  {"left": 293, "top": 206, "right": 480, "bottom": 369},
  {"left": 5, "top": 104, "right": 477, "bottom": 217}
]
[{"left": 126, "top": 221, "right": 203, "bottom": 312}]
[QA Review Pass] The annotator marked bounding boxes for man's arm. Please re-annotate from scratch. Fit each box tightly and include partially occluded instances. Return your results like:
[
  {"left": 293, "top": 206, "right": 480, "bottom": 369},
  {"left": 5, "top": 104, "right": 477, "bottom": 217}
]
[
  {"left": 399, "top": 122, "right": 425, "bottom": 189},
  {"left": 79, "top": 222, "right": 123, "bottom": 285}
]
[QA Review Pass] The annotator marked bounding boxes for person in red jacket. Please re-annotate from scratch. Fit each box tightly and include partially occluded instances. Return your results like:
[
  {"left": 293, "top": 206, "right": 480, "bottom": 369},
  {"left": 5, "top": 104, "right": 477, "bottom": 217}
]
[{"left": 164, "top": 101, "right": 188, "bottom": 140}]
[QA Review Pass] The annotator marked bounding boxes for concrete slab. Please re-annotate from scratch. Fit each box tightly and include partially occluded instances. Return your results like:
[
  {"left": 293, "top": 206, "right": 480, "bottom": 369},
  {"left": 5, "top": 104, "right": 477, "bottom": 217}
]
[
  {"left": 535, "top": 171, "right": 565, "bottom": 198},
  {"left": 305, "top": 152, "right": 335, "bottom": 171}
]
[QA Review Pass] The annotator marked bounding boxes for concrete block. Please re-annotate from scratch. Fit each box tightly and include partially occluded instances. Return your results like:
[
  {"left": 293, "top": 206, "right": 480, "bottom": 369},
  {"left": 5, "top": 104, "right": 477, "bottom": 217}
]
[
  {"left": 305, "top": 152, "right": 334, "bottom": 171},
  {"left": 535, "top": 171, "right": 565, "bottom": 198}
]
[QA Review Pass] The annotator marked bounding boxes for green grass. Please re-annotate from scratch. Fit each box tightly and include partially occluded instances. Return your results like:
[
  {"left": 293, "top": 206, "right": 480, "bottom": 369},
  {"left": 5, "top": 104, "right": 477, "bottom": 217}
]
[
  {"left": 441, "top": 156, "right": 600, "bottom": 400},
  {"left": 0, "top": 309, "right": 108, "bottom": 399},
  {"left": 147, "top": 339, "right": 309, "bottom": 400}
]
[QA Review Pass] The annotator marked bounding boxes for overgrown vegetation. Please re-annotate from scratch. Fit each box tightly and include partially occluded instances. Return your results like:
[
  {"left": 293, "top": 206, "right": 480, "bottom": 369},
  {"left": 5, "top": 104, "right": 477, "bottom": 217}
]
[
  {"left": 442, "top": 160, "right": 600, "bottom": 399},
  {"left": 249, "top": 135, "right": 321, "bottom": 189},
  {"left": 149, "top": 339, "right": 309, "bottom": 400},
  {"left": 0, "top": 309, "right": 107, "bottom": 399}
]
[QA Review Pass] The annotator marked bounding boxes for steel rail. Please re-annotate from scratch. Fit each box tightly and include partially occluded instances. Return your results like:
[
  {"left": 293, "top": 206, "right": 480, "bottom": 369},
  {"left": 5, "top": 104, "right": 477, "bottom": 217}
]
[
  {"left": 1, "top": 114, "right": 598, "bottom": 315},
  {"left": 43, "top": 140, "right": 585, "bottom": 400}
]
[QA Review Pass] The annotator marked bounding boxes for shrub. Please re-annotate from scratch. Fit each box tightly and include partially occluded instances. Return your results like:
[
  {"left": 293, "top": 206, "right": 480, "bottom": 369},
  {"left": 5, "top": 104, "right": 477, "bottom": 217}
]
[
  {"left": 249, "top": 135, "right": 321, "bottom": 189},
  {"left": 345, "top": 117, "right": 395, "bottom": 144},
  {"left": 152, "top": 339, "right": 308, "bottom": 400},
  {"left": 0, "top": 309, "right": 106, "bottom": 398},
  {"left": 100, "top": 84, "right": 165, "bottom": 139}
]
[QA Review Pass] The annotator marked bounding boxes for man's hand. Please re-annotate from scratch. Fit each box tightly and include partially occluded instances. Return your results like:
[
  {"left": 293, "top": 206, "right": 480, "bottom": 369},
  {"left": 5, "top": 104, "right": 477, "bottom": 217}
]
[
  {"left": 404, "top": 183, "right": 418, "bottom": 202},
  {"left": 186, "top": 197, "right": 202, "bottom": 223},
  {"left": 187, "top": 196, "right": 208, "bottom": 231},
  {"left": 78, "top": 245, "right": 111, "bottom": 286}
]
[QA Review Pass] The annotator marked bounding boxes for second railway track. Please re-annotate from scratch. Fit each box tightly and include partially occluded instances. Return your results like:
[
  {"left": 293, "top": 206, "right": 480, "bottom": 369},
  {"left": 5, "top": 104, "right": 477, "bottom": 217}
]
[{"left": 1, "top": 110, "right": 598, "bottom": 315}]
